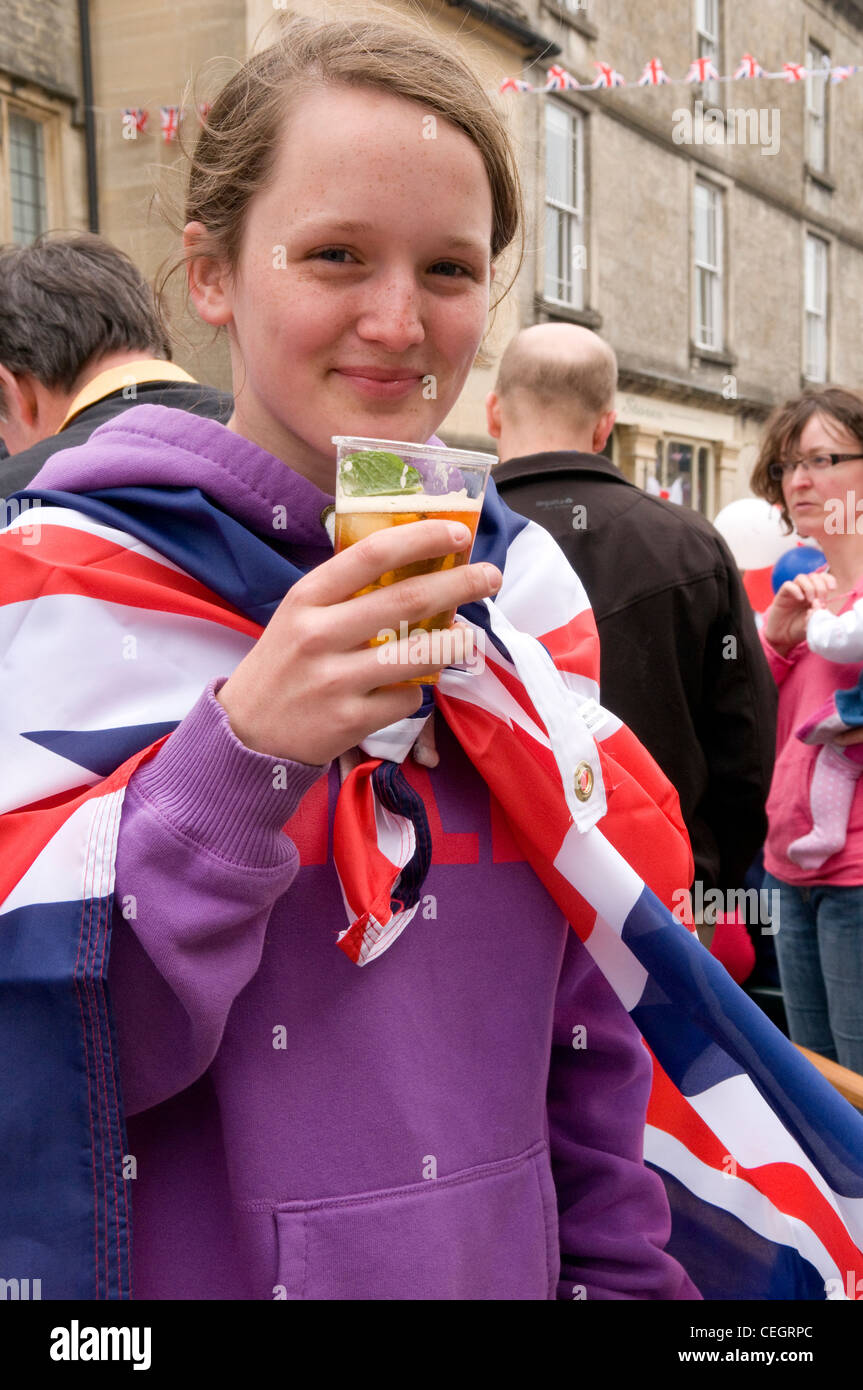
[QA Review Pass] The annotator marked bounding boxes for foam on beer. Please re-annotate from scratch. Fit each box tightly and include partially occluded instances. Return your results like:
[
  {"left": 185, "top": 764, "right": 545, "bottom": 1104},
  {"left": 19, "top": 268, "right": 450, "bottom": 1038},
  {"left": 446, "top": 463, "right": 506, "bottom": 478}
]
[{"left": 337, "top": 489, "right": 480, "bottom": 512}]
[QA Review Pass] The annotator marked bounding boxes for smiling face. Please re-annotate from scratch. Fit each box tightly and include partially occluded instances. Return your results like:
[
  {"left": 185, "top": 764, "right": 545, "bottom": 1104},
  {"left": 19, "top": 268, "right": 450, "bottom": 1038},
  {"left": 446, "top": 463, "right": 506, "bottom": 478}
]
[
  {"left": 782, "top": 411, "right": 863, "bottom": 541},
  {"left": 188, "top": 83, "right": 494, "bottom": 490}
]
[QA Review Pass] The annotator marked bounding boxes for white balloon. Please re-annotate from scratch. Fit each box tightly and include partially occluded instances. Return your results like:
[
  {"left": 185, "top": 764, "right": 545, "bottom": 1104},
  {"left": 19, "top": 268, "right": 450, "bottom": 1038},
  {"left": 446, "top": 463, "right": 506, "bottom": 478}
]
[{"left": 712, "top": 498, "right": 797, "bottom": 570}]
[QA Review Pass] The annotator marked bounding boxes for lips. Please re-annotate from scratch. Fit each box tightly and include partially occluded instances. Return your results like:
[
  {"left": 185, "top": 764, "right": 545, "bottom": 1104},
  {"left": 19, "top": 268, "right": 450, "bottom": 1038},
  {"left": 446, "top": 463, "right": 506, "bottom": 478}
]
[
  {"left": 336, "top": 367, "right": 422, "bottom": 381},
  {"left": 333, "top": 366, "right": 424, "bottom": 400}
]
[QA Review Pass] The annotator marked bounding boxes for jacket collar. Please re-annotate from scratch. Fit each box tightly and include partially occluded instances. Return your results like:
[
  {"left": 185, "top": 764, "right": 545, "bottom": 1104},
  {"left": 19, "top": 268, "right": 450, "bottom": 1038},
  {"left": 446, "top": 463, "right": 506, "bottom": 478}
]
[
  {"left": 57, "top": 361, "right": 197, "bottom": 432},
  {"left": 493, "top": 449, "right": 636, "bottom": 489}
]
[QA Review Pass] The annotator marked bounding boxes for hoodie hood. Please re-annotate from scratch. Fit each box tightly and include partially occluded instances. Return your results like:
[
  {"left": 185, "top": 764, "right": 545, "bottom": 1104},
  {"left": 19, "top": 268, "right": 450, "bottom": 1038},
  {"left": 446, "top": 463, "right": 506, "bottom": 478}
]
[{"left": 29, "top": 404, "right": 335, "bottom": 553}]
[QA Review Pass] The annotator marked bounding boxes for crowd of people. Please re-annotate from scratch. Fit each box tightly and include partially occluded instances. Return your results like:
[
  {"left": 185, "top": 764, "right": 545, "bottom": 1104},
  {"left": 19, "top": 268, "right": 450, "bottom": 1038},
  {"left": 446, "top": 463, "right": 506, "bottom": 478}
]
[{"left": 1, "top": 13, "right": 862, "bottom": 1302}]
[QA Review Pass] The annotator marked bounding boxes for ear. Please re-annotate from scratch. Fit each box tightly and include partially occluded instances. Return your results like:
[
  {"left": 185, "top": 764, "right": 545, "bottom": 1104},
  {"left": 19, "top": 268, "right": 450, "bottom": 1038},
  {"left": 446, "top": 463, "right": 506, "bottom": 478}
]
[
  {"left": 0, "top": 364, "right": 37, "bottom": 427},
  {"left": 485, "top": 389, "right": 501, "bottom": 439},
  {"left": 593, "top": 409, "right": 616, "bottom": 453},
  {"left": 183, "top": 221, "right": 234, "bottom": 328}
]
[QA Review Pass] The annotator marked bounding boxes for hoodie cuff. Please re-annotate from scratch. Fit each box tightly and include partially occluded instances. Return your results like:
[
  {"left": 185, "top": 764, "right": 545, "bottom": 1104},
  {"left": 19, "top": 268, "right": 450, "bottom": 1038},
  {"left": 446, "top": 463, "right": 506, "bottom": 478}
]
[{"left": 131, "top": 679, "right": 330, "bottom": 867}]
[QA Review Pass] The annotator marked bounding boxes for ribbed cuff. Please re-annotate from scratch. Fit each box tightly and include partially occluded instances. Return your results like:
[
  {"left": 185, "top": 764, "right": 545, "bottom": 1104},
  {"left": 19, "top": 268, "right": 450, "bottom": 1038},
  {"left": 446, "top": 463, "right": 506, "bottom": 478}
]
[{"left": 131, "top": 679, "right": 330, "bottom": 867}]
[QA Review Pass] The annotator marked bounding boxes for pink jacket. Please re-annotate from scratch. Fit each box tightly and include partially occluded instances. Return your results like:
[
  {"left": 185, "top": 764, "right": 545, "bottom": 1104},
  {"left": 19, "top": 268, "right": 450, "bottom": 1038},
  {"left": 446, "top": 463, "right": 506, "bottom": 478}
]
[{"left": 762, "top": 576, "right": 863, "bottom": 885}]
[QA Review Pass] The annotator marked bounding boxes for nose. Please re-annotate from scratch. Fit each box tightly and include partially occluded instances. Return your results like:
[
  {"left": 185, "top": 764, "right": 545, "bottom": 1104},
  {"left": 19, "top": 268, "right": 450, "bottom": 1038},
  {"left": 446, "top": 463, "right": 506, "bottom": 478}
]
[
  {"left": 785, "top": 461, "right": 814, "bottom": 489},
  {"left": 354, "top": 266, "right": 426, "bottom": 351}
]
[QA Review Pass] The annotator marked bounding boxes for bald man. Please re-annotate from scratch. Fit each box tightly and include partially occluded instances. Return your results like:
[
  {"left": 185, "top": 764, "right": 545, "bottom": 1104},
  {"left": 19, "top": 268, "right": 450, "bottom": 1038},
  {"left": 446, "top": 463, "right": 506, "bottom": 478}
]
[{"left": 490, "top": 324, "right": 776, "bottom": 901}]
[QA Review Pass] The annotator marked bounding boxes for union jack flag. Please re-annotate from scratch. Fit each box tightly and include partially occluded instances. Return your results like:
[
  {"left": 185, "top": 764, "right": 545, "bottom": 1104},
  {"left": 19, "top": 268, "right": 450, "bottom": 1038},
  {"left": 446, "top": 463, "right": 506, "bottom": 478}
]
[
  {"left": 2, "top": 417, "right": 863, "bottom": 1299},
  {"left": 783, "top": 62, "right": 807, "bottom": 83},
  {"left": 830, "top": 65, "right": 857, "bottom": 84},
  {"left": 160, "top": 105, "right": 181, "bottom": 142},
  {"left": 637, "top": 58, "right": 670, "bottom": 87},
  {"left": 734, "top": 52, "right": 765, "bottom": 79},
  {"left": 592, "top": 61, "right": 626, "bottom": 89},
  {"left": 498, "top": 76, "right": 533, "bottom": 94},
  {"left": 197, "top": 101, "right": 212, "bottom": 123},
  {"left": 685, "top": 56, "right": 720, "bottom": 83},
  {"left": 543, "top": 65, "right": 580, "bottom": 92},
  {"left": 121, "top": 108, "right": 148, "bottom": 138}
]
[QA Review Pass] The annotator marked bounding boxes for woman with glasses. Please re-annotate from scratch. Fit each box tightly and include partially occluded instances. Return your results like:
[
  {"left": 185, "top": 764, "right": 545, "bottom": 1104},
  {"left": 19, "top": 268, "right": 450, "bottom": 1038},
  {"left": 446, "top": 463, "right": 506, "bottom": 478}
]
[{"left": 751, "top": 386, "right": 863, "bottom": 1072}]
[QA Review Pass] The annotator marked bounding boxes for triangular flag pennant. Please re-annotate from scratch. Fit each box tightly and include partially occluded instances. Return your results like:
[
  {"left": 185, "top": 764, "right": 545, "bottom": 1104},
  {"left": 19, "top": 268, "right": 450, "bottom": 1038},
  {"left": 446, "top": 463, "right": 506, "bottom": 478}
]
[
  {"left": 734, "top": 53, "right": 764, "bottom": 79},
  {"left": 638, "top": 58, "right": 670, "bottom": 87},
  {"left": 544, "top": 65, "right": 580, "bottom": 92},
  {"left": 160, "top": 105, "right": 181, "bottom": 142},
  {"left": 592, "top": 61, "right": 626, "bottom": 88}
]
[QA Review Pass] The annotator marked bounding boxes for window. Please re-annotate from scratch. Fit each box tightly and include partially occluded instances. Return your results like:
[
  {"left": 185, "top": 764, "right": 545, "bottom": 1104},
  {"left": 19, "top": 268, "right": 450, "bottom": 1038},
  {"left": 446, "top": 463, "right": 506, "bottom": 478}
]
[
  {"left": 806, "top": 42, "right": 829, "bottom": 173},
  {"left": 694, "top": 180, "right": 723, "bottom": 351},
  {"left": 9, "top": 112, "right": 47, "bottom": 244},
  {"left": 804, "top": 233, "right": 828, "bottom": 382},
  {"left": 695, "top": 0, "right": 721, "bottom": 108},
  {"left": 697, "top": 446, "right": 713, "bottom": 515},
  {"left": 652, "top": 438, "right": 715, "bottom": 515},
  {"left": 544, "top": 101, "right": 585, "bottom": 308}
]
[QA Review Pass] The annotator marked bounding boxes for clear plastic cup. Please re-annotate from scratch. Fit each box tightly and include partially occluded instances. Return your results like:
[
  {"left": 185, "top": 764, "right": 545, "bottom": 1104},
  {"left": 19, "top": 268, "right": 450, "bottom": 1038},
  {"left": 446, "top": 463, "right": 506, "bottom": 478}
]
[{"left": 332, "top": 435, "right": 495, "bottom": 684}]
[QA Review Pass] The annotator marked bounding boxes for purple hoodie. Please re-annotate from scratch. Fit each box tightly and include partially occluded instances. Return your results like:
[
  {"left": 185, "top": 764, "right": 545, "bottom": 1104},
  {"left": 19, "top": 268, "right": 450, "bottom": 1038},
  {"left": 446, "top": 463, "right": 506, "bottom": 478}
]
[{"left": 33, "top": 405, "right": 700, "bottom": 1301}]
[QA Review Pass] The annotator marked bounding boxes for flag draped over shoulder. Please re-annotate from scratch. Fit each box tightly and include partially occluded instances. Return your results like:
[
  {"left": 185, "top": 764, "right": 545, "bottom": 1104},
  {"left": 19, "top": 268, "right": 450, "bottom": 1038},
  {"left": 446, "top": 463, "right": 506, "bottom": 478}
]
[{"left": 2, "top": 479, "right": 863, "bottom": 1301}]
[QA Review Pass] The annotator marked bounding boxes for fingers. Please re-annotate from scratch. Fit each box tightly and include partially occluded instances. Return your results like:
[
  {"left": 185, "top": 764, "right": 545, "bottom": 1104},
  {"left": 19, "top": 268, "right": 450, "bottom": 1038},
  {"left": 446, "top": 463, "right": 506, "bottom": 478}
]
[
  {"left": 302, "top": 519, "right": 476, "bottom": 606},
  {"left": 355, "top": 624, "right": 478, "bottom": 688},
  {"left": 334, "top": 561, "right": 501, "bottom": 647},
  {"left": 778, "top": 572, "right": 835, "bottom": 607}
]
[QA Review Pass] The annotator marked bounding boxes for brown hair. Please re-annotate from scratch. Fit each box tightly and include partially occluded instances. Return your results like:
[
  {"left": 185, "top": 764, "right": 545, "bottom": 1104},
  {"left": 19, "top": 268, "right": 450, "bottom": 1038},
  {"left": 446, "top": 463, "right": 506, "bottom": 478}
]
[
  {"left": 0, "top": 232, "right": 169, "bottom": 414},
  {"left": 156, "top": 13, "right": 523, "bottom": 348},
  {"left": 751, "top": 386, "right": 863, "bottom": 531}
]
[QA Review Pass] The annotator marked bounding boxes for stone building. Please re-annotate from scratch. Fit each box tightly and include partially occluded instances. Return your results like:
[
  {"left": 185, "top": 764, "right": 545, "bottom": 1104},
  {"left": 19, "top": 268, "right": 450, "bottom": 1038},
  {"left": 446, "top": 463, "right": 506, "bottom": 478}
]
[
  {"left": 3, "top": 0, "right": 863, "bottom": 517},
  {"left": 461, "top": 0, "right": 863, "bottom": 514},
  {"left": 0, "top": 0, "right": 89, "bottom": 242}
]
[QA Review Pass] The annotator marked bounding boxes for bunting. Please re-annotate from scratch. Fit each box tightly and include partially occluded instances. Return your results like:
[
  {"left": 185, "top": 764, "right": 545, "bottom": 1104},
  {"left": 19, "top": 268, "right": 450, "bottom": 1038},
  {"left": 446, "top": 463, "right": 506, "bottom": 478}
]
[{"left": 498, "top": 53, "right": 859, "bottom": 96}]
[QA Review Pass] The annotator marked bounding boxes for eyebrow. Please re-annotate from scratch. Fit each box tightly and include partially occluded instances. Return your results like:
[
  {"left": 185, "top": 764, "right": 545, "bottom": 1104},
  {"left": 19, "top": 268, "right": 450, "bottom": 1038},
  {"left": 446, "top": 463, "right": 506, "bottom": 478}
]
[{"left": 297, "top": 218, "right": 489, "bottom": 255}]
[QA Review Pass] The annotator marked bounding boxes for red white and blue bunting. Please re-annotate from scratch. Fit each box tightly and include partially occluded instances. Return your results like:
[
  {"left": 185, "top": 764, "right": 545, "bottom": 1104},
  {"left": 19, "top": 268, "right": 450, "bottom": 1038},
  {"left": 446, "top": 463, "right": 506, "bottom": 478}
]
[
  {"left": 119, "top": 102, "right": 211, "bottom": 141},
  {"left": 500, "top": 54, "right": 859, "bottom": 95}
]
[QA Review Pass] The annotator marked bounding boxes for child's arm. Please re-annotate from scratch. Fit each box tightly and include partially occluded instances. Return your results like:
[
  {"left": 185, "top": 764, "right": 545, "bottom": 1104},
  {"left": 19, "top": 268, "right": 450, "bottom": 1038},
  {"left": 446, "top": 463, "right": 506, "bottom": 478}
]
[
  {"left": 107, "top": 679, "right": 328, "bottom": 1115},
  {"left": 807, "top": 597, "right": 863, "bottom": 663},
  {"left": 548, "top": 929, "right": 701, "bottom": 1300}
]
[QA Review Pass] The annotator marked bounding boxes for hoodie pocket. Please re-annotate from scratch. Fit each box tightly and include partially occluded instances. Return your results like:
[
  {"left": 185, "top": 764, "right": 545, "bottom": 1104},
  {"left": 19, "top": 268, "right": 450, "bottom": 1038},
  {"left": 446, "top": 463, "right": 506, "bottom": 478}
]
[{"left": 272, "top": 1140, "right": 558, "bottom": 1300}]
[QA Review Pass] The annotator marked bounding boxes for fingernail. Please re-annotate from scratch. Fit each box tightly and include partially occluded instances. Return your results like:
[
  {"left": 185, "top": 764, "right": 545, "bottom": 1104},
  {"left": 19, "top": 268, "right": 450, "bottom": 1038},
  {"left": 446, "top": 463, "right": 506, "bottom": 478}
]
[
  {"left": 484, "top": 565, "right": 502, "bottom": 591},
  {"left": 449, "top": 523, "right": 470, "bottom": 543}
]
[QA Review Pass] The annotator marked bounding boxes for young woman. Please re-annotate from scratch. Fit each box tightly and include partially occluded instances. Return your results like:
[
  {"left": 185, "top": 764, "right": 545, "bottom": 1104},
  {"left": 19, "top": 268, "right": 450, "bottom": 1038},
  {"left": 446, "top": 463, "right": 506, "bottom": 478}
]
[
  {"left": 5, "top": 18, "right": 698, "bottom": 1299},
  {"left": 753, "top": 387, "right": 863, "bottom": 1073}
]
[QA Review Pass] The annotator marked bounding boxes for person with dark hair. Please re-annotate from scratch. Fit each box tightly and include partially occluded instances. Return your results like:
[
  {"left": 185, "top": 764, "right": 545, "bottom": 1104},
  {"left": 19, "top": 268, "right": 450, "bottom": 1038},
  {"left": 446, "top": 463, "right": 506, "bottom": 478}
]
[
  {"left": 752, "top": 386, "right": 863, "bottom": 1071},
  {"left": 0, "top": 232, "right": 231, "bottom": 492},
  {"left": 490, "top": 322, "right": 776, "bottom": 903}
]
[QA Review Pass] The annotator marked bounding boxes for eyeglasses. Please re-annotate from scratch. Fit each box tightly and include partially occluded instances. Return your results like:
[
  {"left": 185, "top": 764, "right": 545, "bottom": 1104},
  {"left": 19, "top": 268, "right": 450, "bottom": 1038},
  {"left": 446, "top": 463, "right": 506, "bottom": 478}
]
[{"left": 768, "top": 452, "right": 863, "bottom": 481}]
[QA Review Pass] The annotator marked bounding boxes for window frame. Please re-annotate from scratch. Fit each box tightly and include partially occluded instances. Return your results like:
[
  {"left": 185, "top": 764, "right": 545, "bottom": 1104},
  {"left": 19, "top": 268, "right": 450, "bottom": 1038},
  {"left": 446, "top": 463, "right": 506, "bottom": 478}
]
[
  {"left": 805, "top": 40, "right": 830, "bottom": 174},
  {"left": 0, "top": 94, "right": 60, "bottom": 244},
  {"left": 7, "top": 108, "right": 49, "bottom": 244},
  {"left": 695, "top": 0, "right": 722, "bottom": 109},
  {"left": 693, "top": 178, "right": 724, "bottom": 353},
  {"left": 803, "top": 231, "right": 829, "bottom": 384},
  {"left": 542, "top": 98, "right": 586, "bottom": 311},
  {"left": 654, "top": 435, "right": 716, "bottom": 516}
]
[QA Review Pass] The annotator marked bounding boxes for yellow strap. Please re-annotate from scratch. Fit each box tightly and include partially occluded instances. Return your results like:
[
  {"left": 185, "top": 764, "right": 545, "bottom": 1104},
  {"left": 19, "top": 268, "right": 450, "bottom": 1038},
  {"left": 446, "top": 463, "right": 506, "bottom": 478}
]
[{"left": 57, "top": 360, "right": 197, "bottom": 432}]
